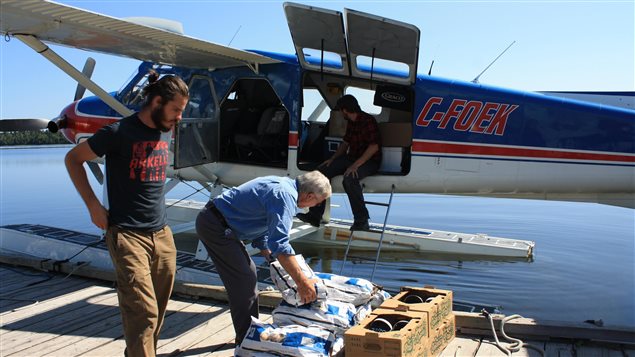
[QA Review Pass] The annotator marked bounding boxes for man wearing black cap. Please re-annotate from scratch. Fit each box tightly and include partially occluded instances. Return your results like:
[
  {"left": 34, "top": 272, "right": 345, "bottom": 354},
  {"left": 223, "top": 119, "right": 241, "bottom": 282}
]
[{"left": 297, "top": 94, "right": 381, "bottom": 231}]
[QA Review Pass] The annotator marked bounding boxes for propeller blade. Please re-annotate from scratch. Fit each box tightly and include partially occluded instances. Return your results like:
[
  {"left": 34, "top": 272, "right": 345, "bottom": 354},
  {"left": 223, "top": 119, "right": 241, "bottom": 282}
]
[
  {"left": 74, "top": 57, "right": 96, "bottom": 101},
  {"left": 0, "top": 119, "right": 51, "bottom": 132}
]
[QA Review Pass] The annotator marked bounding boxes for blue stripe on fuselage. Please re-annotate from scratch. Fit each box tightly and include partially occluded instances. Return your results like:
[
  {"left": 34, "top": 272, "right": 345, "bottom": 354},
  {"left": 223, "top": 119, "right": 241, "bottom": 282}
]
[{"left": 413, "top": 76, "right": 635, "bottom": 155}]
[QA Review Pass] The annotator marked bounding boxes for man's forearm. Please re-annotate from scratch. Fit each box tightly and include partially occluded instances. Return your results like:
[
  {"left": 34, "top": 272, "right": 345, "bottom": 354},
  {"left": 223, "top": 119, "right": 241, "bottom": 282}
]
[
  {"left": 277, "top": 253, "right": 310, "bottom": 287},
  {"left": 65, "top": 153, "right": 100, "bottom": 209},
  {"left": 330, "top": 141, "right": 349, "bottom": 160}
]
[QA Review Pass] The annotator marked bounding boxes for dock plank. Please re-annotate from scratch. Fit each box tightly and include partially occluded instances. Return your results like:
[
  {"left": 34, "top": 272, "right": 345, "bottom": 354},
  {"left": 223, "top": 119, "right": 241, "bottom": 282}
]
[
  {"left": 475, "top": 338, "right": 544, "bottom": 356},
  {"left": 544, "top": 342, "right": 574, "bottom": 357},
  {"left": 49, "top": 298, "right": 196, "bottom": 356},
  {"left": 0, "top": 270, "right": 51, "bottom": 289},
  {"left": 574, "top": 344, "right": 625, "bottom": 357},
  {"left": 439, "top": 336, "right": 481, "bottom": 356},
  {"left": 0, "top": 284, "right": 113, "bottom": 327},
  {"left": 9, "top": 310, "right": 124, "bottom": 356},
  {"left": 156, "top": 309, "right": 234, "bottom": 356},
  {"left": 475, "top": 339, "right": 511, "bottom": 356},
  {"left": 87, "top": 299, "right": 223, "bottom": 356},
  {"left": 0, "top": 276, "right": 96, "bottom": 314},
  {"left": 0, "top": 292, "right": 119, "bottom": 354}
]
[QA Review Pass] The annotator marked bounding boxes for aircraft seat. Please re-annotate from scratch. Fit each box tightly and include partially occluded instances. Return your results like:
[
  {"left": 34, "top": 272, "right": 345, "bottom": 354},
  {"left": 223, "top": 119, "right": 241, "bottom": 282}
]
[{"left": 234, "top": 106, "right": 289, "bottom": 161}]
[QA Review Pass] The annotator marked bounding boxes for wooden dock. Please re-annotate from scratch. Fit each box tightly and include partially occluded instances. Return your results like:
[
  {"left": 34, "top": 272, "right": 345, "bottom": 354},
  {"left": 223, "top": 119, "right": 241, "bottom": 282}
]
[{"left": 1, "top": 263, "right": 633, "bottom": 356}]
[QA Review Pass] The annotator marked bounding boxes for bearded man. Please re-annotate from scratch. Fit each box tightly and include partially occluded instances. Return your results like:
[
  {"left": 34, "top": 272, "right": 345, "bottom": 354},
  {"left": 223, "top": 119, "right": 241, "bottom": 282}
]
[{"left": 65, "top": 71, "right": 189, "bottom": 357}]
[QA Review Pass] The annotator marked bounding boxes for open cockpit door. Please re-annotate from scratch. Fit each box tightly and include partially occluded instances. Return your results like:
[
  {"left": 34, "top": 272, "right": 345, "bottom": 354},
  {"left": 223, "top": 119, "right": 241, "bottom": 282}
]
[
  {"left": 284, "top": 3, "right": 350, "bottom": 76},
  {"left": 174, "top": 76, "right": 219, "bottom": 169},
  {"left": 345, "top": 8, "right": 420, "bottom": 85}
]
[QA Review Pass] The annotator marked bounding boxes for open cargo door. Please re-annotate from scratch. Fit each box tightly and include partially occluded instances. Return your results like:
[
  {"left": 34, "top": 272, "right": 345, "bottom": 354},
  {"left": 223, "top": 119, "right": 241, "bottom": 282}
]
[
  {"left": 284, "top": 2, "right": 350, "bottom": 76},
  {"left": 345, "top": 8, "right": 420, "bottom": 85}
]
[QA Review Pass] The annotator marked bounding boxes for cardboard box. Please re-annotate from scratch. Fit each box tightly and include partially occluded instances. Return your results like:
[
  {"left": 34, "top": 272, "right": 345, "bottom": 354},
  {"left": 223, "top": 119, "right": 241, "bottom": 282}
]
[
  {"left": 345, "top": 308, "right": 428, "bottom": 357},
  {"left": 380, "top": 286, "right": 453, "bottom": 331},
  {"left": 428, "top": 314, "right": 456, "bottom": 356},
  {"left": 379, "top": 122, "right": 412, "bottom": 147}
]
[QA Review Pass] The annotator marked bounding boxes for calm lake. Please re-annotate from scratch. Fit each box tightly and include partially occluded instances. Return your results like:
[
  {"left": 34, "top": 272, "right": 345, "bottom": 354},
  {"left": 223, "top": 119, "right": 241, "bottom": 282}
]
[{"left": 1, "top": 146, "right": 633, "bottom": 327}]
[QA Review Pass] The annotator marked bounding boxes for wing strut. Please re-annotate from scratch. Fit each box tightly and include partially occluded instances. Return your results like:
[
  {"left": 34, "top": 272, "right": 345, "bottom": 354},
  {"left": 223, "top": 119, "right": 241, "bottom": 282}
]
[
  {"left": 14, "top": 35, "right": 133, "bottom": 117},
  {"left": 245, "top": 62, "right": 259, "bottom": 74}
]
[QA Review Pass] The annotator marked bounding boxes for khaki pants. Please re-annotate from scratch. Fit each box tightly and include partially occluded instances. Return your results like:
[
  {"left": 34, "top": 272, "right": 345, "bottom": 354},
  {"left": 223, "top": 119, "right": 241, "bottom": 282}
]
[{"left": 106, "top": 225, "right": 177, "bottom": 357}]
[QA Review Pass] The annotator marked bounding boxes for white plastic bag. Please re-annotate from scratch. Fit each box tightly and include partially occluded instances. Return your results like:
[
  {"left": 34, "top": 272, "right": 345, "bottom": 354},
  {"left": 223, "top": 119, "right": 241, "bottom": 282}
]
[
  {"left": 235, "top": 317, "right": 335, "bottom": 357},
  {"left": 269, "top": 255, "right": 327, "bottom": 306},
  {"left": 315, "top": 272, "right": 378, "bottom": 306},
  {"left": 272, "top": 300, "right": 356, "bottom": 336}
]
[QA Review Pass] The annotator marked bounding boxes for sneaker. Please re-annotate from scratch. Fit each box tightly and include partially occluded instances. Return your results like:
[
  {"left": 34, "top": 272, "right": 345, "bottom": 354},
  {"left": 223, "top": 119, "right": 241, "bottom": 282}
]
[
  {"left": 350, "top": 220, "right": 369, "bottom": 231},
  {"left": 297, "top": 213, "right": 321, "bottom": 227}
]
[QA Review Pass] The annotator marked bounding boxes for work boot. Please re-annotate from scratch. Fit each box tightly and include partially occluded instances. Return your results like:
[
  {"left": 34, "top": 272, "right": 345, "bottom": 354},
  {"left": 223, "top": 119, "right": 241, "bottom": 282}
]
[
  {"left": 297, "top": 213, "right": 321, "bottom": 227},
  {"left": 350, "top": 220, "right": 369, "bottom": 231}
]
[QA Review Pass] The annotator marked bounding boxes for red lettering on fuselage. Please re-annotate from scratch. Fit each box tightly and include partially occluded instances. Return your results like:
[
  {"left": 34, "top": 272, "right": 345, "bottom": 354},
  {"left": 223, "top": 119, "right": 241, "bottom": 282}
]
[
  {"left": 469, "top": 102, "right": 499, "bottom": 133},
  {"left": 485, "top": 104, "right": 518, "bottom": 135},
  {"left": 439, "top": 99, "right": 466, "bottom": 129},
  {"left": 454, "top": 101, "right": 483, "bottom": 131},
  {"left": 415, "top": 97, "right": 518, "bottom": 136},
  {"left": 415, "top": 97, "right": 443, "bottom": 127}
]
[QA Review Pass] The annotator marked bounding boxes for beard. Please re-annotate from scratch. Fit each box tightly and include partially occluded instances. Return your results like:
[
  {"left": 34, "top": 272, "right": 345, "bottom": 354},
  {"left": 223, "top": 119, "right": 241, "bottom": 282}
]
[{"left": 150, "top": 104, "right": 172, "bottom": 132}]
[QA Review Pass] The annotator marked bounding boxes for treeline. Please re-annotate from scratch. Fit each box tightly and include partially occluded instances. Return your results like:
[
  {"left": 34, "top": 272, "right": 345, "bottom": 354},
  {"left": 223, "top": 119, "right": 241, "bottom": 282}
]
[{"left": 0, "top": 131, "right": 70, "bottom": 146}]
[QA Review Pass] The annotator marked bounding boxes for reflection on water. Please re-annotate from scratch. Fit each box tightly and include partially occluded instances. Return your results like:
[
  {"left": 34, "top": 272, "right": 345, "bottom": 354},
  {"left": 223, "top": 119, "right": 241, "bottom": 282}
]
[{"left": 1, "top": 146, "right": 633, "bottom": 327}]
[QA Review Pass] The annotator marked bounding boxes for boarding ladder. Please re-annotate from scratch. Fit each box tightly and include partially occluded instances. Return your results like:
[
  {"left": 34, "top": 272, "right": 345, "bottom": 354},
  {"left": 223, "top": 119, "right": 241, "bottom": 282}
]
[{"left": 339, "top": 184, "right": 395, "bottom": 282}]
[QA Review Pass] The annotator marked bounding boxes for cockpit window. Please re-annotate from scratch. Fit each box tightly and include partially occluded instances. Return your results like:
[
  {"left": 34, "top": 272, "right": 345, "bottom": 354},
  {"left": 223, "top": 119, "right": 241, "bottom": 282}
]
[
  {"left": 184, "top": 77, "right": 215, "bottom": 119},
  {"left": 120, "top": 72, "right": 154, "bottom": 108}
]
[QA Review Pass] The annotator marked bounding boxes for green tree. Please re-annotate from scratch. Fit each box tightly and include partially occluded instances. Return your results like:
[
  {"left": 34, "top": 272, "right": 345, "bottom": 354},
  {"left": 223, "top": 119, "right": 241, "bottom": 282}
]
[{"left": 0, "top": 131, "right": 70, "bottom": 146}]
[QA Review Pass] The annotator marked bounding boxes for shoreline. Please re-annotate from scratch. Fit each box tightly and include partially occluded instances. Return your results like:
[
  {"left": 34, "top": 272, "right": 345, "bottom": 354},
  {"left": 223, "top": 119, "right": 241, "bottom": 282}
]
[{"left": 0, "top": 144, "right": 73, "bottom": 150}]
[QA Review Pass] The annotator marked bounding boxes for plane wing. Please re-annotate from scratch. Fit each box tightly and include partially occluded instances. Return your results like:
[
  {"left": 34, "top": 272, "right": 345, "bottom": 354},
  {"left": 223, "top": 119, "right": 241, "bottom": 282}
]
[{"left": 0, "top": 0, "right": 280, "bottom": 71}]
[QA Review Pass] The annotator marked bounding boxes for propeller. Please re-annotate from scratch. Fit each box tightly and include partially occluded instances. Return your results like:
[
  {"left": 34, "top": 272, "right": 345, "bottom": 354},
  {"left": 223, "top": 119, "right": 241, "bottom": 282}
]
[
  {"left": 0, "top": 118, "right": 51, "bottom": 132},
  {"left": 74, "top": 57, "right": 96, "bottom": 101},
  {"left": 0, "top": 57, "right": 96, "bottom": 133}
]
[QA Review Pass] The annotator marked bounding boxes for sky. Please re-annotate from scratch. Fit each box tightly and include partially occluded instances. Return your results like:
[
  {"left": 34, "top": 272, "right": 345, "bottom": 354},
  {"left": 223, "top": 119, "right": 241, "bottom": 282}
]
[{"left": 1, "top": 0, "right": 633, "bottom": 120}]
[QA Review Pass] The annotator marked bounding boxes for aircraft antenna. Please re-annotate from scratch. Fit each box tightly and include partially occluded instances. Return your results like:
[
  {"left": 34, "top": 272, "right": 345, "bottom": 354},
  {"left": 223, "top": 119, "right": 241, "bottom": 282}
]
[
  {"left": 471, "top": 41, "right": 515, "bottom": 84},
  {"left": 428, "top": 60, "right": 434, "bottom": 75},
  {"left": 228, "top": 25, "right": 242, "bottom": 46}
]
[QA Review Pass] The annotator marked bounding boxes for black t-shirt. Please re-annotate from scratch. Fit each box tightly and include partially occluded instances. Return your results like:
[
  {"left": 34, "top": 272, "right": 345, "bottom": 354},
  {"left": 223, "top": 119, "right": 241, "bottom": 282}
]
[{"left": 87, "top": 114, "right": 171, "bottom": 231}]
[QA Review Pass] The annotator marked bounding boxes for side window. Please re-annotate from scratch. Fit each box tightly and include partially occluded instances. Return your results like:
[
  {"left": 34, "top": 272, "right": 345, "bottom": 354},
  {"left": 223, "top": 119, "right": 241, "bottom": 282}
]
[
  {"left": 301, "top": 88, "right": 330, "bottom": 123},
  {"left": 174, "top": 76, "right": 218, "bottom": 169},
  {"left": 184, "top": 77, "right": 215, "bottom": 119}
]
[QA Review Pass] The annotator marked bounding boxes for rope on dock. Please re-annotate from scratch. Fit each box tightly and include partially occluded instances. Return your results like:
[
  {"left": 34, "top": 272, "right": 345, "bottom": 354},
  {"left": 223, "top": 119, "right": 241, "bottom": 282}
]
[{"left": 482, "top": 309, "right": 546, "bottom": 356}]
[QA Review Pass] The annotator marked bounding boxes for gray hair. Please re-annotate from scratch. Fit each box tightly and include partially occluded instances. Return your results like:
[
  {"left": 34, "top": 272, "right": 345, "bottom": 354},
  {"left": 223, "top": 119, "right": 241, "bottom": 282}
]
[{"left": 297, "top": 171, "right": 331, "bottom": 198}]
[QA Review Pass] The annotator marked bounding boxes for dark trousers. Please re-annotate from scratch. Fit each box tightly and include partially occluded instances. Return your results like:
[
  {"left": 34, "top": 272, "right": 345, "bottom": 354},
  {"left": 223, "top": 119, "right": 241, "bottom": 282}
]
[
  {"left": 309, "top": 155, "right": 380, "bottom": 222},
  {"left": 195, "top": 206, "right": 259, "bottom": 345}
]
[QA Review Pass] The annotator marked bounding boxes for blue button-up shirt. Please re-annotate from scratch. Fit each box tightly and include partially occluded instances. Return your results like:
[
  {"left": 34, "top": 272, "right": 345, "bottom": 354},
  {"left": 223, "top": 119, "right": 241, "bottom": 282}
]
[{"left": 213, "top": 176, "right": 300, "bottom": 257}]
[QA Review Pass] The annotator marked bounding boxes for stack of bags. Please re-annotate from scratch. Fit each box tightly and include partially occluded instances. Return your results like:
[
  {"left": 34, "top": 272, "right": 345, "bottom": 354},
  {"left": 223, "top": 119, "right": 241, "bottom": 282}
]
[{"left": 235, "top": 255, "right": 390, "bottom": 357}]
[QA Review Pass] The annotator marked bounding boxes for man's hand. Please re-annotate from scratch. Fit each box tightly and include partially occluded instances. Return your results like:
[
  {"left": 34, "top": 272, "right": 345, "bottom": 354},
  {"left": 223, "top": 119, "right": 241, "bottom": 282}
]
[
  {"left": 260, "top": 249, "right": 273, "bottom": 263},
  {"left": 318, "top": 158, "right": 334, "bottom": 168},
  {"left": 276, "top": 254, "right": 319, "bottom": 305},
  {"left": 88, "top": 201, "right": 109, "bottom": 230},
  {"left": 344, "top": 162, "right": 361, "bottom": 178},
  {"left": 296, "top": 277, "right": 319, "bottom": 305}
]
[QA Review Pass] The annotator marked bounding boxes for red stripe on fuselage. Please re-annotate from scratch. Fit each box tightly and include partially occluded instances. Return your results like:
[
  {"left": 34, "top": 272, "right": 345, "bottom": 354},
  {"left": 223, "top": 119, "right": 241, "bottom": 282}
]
[
  {"left": 412, "top": 140, "right": 635, "bottom": 163},
  {"left": 289, "top": 132, "right": 298, "bottom": 147},
  {"left": 60, "top": 102, "right": 119, "bottom": 143}
]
